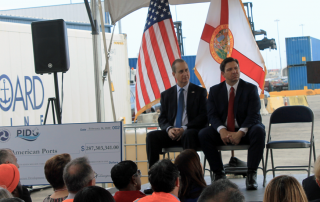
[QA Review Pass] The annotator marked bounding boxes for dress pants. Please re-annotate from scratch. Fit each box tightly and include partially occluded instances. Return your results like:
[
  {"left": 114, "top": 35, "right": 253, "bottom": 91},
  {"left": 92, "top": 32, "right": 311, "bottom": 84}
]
[
  {"left": 146, "top": 128, "right": 200, "bottom": 168},
  {"left": 198, "top": 124, "right": 265, "bottom": 171}
]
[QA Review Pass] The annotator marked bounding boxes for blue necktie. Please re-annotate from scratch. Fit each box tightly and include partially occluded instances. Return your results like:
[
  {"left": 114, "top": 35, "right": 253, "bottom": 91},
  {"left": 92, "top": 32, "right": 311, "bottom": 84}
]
[{"left": 176, "top": 88, "right": 184, "bottom": 128}]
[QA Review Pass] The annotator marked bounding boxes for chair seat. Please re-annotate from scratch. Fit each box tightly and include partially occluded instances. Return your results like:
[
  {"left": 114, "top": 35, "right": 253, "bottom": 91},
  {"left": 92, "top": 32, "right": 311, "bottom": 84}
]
[
  {"left": 216, "top": 145, "right": 250, "bottom": 151},
  {"left": 266, "top": 140, "right": 311, "bottom": 149},
  {"left": 161, "top": 147, "right": 202, "bottom": 153}
]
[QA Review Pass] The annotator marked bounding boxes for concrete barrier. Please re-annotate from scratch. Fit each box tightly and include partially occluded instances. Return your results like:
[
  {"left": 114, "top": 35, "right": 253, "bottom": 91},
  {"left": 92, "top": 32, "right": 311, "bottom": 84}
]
[
  {"left": 260, "top": 99, "right": 269, "bottom": 115},
  {"left": 266, "top": 96, "right": 284, "bottom": 113},
  {"left": 288, "top": 95, "right": 308, "bottom": 106}
]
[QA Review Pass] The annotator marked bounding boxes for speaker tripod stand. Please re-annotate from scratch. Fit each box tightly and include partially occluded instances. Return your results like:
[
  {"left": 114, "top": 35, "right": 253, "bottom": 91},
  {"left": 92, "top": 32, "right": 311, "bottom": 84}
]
[{"left": 43, "top": 72, "right": 62, "bottom": 125}]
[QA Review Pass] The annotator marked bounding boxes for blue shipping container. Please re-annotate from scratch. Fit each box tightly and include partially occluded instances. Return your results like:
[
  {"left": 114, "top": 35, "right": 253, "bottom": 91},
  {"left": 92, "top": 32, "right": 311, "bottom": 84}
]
[
  {"left": 288, "top": 65, "right": 320, "bottom": 90},
  {"left": 286, "top": 36, "right": 320, "bottom": 66},
  {"left": 128, "top": 55, "right": 201, "bottom": 86}
]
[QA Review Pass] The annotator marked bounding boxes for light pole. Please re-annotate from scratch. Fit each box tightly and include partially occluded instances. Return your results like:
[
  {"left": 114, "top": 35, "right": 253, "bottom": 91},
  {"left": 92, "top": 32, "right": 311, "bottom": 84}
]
[
  {"left": 300, "top": 24, "right": 304, "bottom": 36},
  {"left": 275, "top": 19, "right": 282, "bottom": 77}
]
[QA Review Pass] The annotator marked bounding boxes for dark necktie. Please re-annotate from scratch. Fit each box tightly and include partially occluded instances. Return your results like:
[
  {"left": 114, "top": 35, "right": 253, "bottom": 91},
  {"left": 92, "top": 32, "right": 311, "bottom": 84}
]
[
  {"left": 175, "top": 88, "right": 184, "bottom": 128},
  {"left": 227, "top": 87, "right": 235, "bottom": 132}
]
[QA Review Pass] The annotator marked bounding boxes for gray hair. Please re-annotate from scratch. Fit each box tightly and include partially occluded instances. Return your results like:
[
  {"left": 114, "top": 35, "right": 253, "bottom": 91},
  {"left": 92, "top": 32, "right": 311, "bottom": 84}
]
[
  {"left": 0, "top": 198, "right": 24, "bottom": 202},
  {"left": 0, "top": 149, "right": 11, "bottom": 165},
  {"left": 198, "top": 179, "right": 245, "bottom": 202},
  {"left": 171, "top": 59, "right": 186, "bottom": 73},
  {"left": 0, "top": 188, "right": 13, "bottom": 199},
  {"left": 63, "top": 157, "right": 94, "bottom": 193}
]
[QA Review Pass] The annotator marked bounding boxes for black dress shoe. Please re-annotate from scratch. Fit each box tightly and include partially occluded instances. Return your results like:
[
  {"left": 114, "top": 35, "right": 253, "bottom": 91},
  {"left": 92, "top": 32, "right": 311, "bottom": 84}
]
[
  {"left": 229, "top": 157, "right": 247, "bottom": 167},
  {"left": 213, "top": 170, "right": 226, "bottom": 181},
  {"left": 246, "top": 170, "right": 258, "bottom": 190}
]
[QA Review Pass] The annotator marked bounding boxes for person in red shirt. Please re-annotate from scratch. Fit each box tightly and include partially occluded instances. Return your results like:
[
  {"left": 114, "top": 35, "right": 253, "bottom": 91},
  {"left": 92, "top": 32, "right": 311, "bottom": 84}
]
[{"left": 111, "top": 161, "right": 146, "bottom": 202}]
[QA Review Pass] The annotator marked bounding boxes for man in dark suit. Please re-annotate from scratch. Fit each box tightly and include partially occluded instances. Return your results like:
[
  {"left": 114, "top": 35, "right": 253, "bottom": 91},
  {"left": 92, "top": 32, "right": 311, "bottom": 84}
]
[
  {"left": 146, "top": 59, "right": 207, "bottom": 168},
  {"left": 198, "top": 57, "right": 265, "bottom": 190}
]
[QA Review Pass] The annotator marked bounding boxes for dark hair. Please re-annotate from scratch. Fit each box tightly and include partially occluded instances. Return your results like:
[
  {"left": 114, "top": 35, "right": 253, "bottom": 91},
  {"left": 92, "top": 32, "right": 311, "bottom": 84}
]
[
  {"left": 0, "top": 198, "right": 24, "bottom": 202},
  {"left": 148, "top": 159, "right": 179, "bottom": 193},
  {"left": 63, "top": 157, "right": 94, "bottom": 193},
  {"left": 74, "top": 186, "right": 115, "bottom": 202},
  {"left": 171, "top": 59, "right": 186, "bottom": 73},
  {"left": 111, "top": 160, "right": 137, "bottom": 190},
  {"left": 44, "top": 153, "right": 71, "bottom": 189},
  {"left": 220, "top": 57, "right": 239, "bottom": 72},
  {"left": 198, "top": 179, "right": 245, "bottom": 202},
  {"left": 174, "top": 149, "right": 206, "bottom": 201}
]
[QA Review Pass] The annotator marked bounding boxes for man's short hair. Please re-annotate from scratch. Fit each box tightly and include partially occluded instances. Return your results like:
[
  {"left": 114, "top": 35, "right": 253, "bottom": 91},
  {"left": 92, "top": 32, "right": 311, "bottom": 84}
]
[
  {"left": 0, "top": 198, "right": 24, "bottom": 202},
  {"left": 198, "top": 179, "right": 245, "bottom": 202},
  {"left": 0, "top": 149, "right": 11, "bottom": 164},
  {"left": 148, "top": 159, "right": 179, "bottom": 193},
  {"left": 171, "top": 59, "right": 186, "bottom": 73},
  {"left": 220, "top": 57, "right": 239, "bottom": 72},
  {"left": 63, "top": 157, "right": 94, "bottom": 193},
  {"left": 111, "top": 161, "right": 137, "bottom": 190}
]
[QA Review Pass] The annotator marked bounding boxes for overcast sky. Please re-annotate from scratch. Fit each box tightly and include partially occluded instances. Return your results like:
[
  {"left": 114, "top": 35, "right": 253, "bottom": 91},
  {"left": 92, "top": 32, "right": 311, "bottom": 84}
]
[{"left": 1, "top": 0, "right": 319, "bottom": 70}]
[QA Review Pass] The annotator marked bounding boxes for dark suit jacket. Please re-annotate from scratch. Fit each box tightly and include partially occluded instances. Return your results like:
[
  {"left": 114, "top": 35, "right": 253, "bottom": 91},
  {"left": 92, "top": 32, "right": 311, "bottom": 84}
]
[
  {"left": 158, "top": 83, "right": 207, "bottom": 131},
  {"left": 303, "top": 175, "right": 320, "bottom": 201},
  {"left": 207, "top": 79, "right": 261, "bottom": 131}
]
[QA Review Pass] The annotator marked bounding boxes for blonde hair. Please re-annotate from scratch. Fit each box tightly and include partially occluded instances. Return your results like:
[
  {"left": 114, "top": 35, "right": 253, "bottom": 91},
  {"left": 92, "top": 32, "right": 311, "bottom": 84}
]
[
  {"left": 263, "top": 175, "right": 308, "bottom": 202},
  {"left": 314, "top": 155, "right": 320, "bottom": 181}
]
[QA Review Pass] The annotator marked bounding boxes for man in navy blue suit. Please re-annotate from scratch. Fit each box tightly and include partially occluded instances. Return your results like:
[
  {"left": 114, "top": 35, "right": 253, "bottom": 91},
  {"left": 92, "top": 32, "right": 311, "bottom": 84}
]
[
  {"left": 198, "top": 57, "right": 265, "bottom": 190},
  {"left": 146, "top": 59, "right": 207, "bottom": 168}
]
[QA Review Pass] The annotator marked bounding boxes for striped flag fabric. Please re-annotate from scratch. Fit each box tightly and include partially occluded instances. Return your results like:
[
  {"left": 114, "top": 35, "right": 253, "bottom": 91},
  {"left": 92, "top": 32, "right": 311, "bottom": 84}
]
[
  {"left": 134, "top": 0, "right": 181, "bottom": 120},
  {"left": 195, "top": 0, "right": 266, "bottom": 94}
]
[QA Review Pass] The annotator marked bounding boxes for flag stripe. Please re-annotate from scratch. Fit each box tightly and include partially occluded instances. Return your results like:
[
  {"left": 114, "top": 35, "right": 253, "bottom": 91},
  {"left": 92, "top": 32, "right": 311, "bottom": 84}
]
[
  {"left": 231, "top": 49, "right": 264, "bottom": 89},
  {"left": 142, "top": 34, "right": 161, "bottom": 99},
  {"left": 201, "top": 24, "right": 216, "bottom": 43},
  {"left": 148, "top": 26, "right": 171, "bottom": 90},
  {"left": 158, "top": 20, "right": 175, "bottom": 65},
  {"left": 137, "top": 52, "right": 150, "bottom": 106},
  {"left": 153, "top": 23, "right": 176, "bottom": 86},
  {"left": 165, "top": 19, "right": 180, "bottom": 60},
  {"left": 144, "top": 30, "right": 166, "bottom": 95},
  {"left": 220, "top": 0, "right": 229, "bottom": 25}
]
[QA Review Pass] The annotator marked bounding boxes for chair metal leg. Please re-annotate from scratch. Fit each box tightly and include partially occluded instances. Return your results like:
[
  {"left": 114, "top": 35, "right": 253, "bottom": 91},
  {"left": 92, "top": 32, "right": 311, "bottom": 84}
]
[
  {"left": 264, "top": 148, "right": 269, "bottom": 187},
  {"left": 313, "top": 142, "right": 317, "bottom": 162},
  {"left": 163, "top": 153, "right": 165, "bottom": 159},
  {"left": 261, "top": 155, "right": 265, "bottom": 187},
  {"left": 308, "top": 146, "right": 312, "bottom": 177},
  {"left": 270, "top": 149, "right": 275, "bottom": 178},
  {"left": 203, "top": 154, "right": 206, "bottom": 175},
  {"left": 168, "top": 153, "right": 170, "bottom": 159}
]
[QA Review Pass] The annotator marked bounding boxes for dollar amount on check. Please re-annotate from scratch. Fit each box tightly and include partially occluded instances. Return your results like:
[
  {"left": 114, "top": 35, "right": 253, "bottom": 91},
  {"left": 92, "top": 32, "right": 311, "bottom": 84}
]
[{"left": 81, "top": 142, "right": 120, "bottom": 153}]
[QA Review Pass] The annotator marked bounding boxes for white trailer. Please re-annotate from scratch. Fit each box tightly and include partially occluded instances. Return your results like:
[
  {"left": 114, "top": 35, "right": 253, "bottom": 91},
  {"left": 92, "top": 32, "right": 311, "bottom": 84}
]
[{"left": 0, "top": 21, "right": 131, "bottom": 126}]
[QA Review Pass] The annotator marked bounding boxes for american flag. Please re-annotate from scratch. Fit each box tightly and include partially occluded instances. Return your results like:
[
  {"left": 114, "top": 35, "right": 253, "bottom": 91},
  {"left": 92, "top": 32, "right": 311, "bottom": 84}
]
[{"left": 134, "top": 0, "right": 181, "bottom": 119}]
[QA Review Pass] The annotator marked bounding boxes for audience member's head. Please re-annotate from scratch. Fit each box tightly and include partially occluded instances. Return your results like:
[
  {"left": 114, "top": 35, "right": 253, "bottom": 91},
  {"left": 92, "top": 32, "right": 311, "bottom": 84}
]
[
  {"left": 0, "top": 164, "right": 20, "bottom": 194},
  {"left": 263, "top": 175, "right": 308, "bottom": 202},
  {"left": 0, "top": 187, "right": 13, "bottom": 199},
  {"left": 63, "top": 157, "right": 95, "bottom": 194},
  {"left": 0, "top": 149, "right": 19, "bottom": 168},
  {"left": 314, "top": 155, "right": 320, "bottom": 182},
  {"left": 148, "top": 159, "right": 180, "bottom": 196},
  {"left": 44, "top": 153, "right": 71, "bottom": 190},
  {"left": 74, "top": 186, "right": 114, "bottom": 202},
  {"left": 198, "top": 179, "right": 245, "bottom": 202},
  {"left": 111, "top": 160, "right": 141, "bottom": 191},
  {"left": 0, "top": 198, "right": 24, "bottom": 202},
  {"left": 174, "top": 149, "right": 206, "bottom": 201}
]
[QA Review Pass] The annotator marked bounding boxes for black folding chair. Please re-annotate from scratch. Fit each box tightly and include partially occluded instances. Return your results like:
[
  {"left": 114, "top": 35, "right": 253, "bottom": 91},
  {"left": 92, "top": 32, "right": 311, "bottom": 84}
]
[{"left": 263, "top": 106, "right": 316, "bottom": 186}]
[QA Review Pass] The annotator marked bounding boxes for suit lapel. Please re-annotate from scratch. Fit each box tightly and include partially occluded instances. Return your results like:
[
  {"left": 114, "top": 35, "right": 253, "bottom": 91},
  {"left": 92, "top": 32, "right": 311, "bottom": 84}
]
[
  {"left": 172, "top": 86, "right": 178, "bottom": 120},
  {"left": 221, "top": 82, "right": 228, "bottom": 120},
  {"left": 234, "top": 79, "right": 244, "bottom": 117},
  {"left": 187, "top": 83, "right": 195, "bottom": 116}
]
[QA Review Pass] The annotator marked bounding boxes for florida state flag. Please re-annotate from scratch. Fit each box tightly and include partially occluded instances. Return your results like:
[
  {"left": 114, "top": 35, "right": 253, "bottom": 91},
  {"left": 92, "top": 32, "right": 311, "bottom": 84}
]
[{"left": 195, "top": 0, "right": 266, "bottom": 94}]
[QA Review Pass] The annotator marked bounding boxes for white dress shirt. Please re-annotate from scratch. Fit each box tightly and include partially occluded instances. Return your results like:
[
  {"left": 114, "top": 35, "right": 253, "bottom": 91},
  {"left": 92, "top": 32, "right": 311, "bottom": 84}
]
[{"left": 217, "top": 80, "right": 248, "bottom": 135}]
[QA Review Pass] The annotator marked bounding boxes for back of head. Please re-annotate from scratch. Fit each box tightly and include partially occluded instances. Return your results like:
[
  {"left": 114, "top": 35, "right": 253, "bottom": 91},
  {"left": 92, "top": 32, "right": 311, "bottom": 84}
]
[
  {"left": 63, "top": 157, "right": 94, "bottom": 193},
  {"left": 198, "top": 179, "right": 245, "bottom": 202},
  {"left": 0, "top": 164, "right": 20, "bottom": 193},
  {"left": 174, "top": 149, "right": 206, "bottom": 198},
  {"left": 314, "top": 155, "right": 320, "bottom": 181},
  {"left": 0, "top": 149, "right": 10, "bottom": 165},
  {"left": 111, "top": 160, "right": 137, "bottom": 190},
  {"left": 74, "top": 186, "right": 115, "bottom": 202},
  {"left": 148, "top": 159, "right": 179, "bottom": 193},
  {"left": 263, "top": 175, "right": 308, "bottom": 202},
  {"left": 44, "top": 153, "right": 71, "bottom": 189},
  {"left": 0, "top": 188, "right": 13, "bottom": 199},
  {"left": 0, "top": 198, "right": 24, "bottom": 202}
]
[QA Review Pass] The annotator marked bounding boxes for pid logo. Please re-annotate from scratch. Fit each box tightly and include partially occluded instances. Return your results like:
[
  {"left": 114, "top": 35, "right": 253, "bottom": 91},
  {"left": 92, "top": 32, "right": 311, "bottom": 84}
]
[
  {"left": 16, "top": 128, "right": 40, "bottom": 141},
  {"left": 0, "top": 129, "right": 11, "bottom": 143}
]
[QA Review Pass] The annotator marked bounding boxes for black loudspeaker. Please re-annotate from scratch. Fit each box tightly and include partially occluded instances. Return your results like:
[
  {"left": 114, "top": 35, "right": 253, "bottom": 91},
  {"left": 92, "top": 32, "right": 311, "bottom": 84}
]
[
  {"left": 306, "top": 61, "right": 320, "bottom": 83},
  {"left": 31, "top": 19, "right": 70, "bottom": 74}
]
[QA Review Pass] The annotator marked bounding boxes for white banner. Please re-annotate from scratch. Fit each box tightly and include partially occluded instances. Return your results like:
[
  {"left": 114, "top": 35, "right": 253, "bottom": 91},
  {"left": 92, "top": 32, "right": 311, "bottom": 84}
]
[{"left": 0, "top": 122, "right": 122, "bottom": 185}]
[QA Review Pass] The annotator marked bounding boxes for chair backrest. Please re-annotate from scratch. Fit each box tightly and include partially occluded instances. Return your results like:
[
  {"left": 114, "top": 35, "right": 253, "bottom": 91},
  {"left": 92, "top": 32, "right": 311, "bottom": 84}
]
[{"left": 270, "top": 106, "right": 314, "bottom": 124}]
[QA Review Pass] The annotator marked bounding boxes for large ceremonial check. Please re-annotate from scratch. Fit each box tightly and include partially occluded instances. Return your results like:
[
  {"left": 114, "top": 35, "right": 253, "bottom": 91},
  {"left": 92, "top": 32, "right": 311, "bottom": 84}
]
[{"left": 0, "top": 122, "right": 122, "bottom": 185}]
